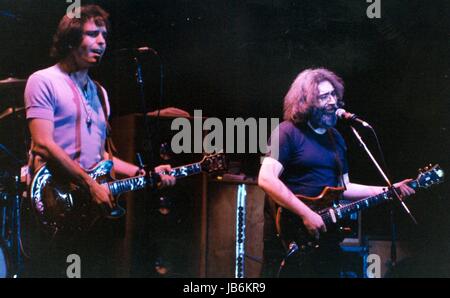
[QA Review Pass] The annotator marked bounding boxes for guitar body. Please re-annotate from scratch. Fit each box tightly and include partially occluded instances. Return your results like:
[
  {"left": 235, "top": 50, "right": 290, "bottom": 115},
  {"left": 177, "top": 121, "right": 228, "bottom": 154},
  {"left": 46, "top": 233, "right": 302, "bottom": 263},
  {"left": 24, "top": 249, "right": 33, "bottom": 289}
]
[
  {"left": 29, "top": 160, "right": 116, "bottom": 235},
  {"left": 28, "top": 152, "right": 227, "bottom": 236},
  {"left": 275, "top": 186, "right": 346, "bottom": 251}
]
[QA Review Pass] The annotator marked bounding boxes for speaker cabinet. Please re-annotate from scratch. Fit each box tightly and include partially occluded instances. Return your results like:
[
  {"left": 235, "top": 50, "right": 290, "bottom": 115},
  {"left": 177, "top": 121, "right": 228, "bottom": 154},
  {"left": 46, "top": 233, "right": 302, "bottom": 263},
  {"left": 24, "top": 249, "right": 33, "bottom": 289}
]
[
  {"left": 205, "top": 178, "right": 265, "bottom": 278},
  {"left": 367, "top": 240, "right": 411, "bottom": 277}
]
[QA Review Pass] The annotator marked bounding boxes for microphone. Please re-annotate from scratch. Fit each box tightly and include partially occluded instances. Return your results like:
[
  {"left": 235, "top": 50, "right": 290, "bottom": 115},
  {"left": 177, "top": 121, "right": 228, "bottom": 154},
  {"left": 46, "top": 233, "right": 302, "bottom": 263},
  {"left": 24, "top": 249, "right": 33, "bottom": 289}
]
[
  {"left": 115, "top": 46, "right": 158, "bottom": 55},
  {"left": 336, "top": 108, "right": 372, "bottom": 128}
]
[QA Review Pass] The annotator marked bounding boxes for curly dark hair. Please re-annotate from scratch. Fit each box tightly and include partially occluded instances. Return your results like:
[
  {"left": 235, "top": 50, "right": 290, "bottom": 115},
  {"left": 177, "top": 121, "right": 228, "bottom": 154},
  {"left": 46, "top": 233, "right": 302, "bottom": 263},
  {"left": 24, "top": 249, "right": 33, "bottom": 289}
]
[
  {"left": 283, "top": 68, "right": 345, "bottom": 124},
  {"left": 50, "top": 4, "right": 110, "bottom": 61}
]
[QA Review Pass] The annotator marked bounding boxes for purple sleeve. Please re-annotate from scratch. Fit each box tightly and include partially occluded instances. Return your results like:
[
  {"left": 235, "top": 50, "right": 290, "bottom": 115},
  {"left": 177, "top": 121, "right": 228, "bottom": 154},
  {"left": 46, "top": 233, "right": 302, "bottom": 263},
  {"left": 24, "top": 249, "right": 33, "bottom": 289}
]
[{"left": 24, "top": 74, "right": 55, "bottom": 121}]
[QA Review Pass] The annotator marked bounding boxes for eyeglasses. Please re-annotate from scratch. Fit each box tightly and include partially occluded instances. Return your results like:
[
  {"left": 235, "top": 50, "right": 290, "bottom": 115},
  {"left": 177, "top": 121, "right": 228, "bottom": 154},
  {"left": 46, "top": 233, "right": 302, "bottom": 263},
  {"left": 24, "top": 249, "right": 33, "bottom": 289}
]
[{"left": 317, "top": 90, "right": 337, "bottom": 102}]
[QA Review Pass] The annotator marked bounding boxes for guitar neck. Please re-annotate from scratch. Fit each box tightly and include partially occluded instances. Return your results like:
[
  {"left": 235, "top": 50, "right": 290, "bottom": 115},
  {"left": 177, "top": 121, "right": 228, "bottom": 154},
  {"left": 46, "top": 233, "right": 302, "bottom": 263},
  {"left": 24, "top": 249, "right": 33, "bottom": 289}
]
[
  {"left": 321, "top": 180, "right": 420, "bottom": 226},
  {"left": 108, "top": 176, "right": 149, "bottom": 196},
  {"left": 166, "top": 162, "right": 202, "bottom": 178},
  {"left": 108, "top": 162, "right": 203, "bottom": 196}
]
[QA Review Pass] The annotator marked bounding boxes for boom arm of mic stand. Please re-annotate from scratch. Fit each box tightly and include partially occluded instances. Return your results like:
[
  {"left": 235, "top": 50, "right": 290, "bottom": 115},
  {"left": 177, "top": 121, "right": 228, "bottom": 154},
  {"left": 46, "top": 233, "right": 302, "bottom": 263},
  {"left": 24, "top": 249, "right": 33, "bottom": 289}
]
[{"left": 349, "top": 126, "right": 417, "bottom": 224}]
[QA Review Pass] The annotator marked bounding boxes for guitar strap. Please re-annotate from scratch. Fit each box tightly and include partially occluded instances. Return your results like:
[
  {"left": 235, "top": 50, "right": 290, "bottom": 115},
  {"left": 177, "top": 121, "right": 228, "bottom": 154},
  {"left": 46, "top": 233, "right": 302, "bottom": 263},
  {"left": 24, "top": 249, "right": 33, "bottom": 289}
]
[
  {"left": 327, "top": 129, "right": 347, "bottom": 191},
  {"left": 94, "top": 81, "right": 117, "bottom": 177}
]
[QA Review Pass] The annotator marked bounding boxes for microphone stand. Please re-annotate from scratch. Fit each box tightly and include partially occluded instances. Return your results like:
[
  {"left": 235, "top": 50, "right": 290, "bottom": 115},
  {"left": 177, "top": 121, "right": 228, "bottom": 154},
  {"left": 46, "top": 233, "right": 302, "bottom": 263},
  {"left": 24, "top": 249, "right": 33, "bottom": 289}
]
[
  {"left": 349, "top": 126, "right": 417, "bottom": 269},
  {"left": 133, "top": 53, "right": 157, "bottom": 166},
  {"left": 132, "top": 50, "right": 164, "bottom": 167},
  {"left": 132, "top": 51, "right": 167, "bottom": 278}
]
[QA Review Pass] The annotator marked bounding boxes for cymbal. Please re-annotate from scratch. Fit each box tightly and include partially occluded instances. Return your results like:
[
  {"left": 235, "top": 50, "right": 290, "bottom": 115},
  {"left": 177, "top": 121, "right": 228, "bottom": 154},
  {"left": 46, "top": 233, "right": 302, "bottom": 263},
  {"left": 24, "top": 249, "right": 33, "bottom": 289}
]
[
  {"left": 0, "top": 77, "right": 26, "bottom": 90},
  {"left": 0, "top": 107, "right": 25, "bottom": 120},
  {"left": 147, "top": 107, "right": 192, "bottom": 118}
]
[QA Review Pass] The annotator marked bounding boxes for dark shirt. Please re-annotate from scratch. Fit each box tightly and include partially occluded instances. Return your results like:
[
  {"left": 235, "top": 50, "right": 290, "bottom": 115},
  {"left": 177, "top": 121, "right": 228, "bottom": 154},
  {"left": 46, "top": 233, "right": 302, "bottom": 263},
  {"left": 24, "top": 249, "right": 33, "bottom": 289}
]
[{"left": 267, "top": 120, "right": 348, "bottom": 197}]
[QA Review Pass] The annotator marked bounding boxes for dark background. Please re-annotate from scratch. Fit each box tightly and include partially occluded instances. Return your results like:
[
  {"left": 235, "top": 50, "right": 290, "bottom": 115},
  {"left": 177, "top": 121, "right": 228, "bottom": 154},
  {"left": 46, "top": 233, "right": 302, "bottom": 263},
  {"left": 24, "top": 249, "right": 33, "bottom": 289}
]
[{"left": 1, "top": 0, "right": 449, "bottom": 277}]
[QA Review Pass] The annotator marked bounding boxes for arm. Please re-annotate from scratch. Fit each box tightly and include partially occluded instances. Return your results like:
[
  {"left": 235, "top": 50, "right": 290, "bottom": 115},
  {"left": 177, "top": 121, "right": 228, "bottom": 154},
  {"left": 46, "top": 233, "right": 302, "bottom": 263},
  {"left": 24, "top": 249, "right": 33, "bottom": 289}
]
[
  {"left": 342, "top": 173, "right": 415, "bottom": 201},
  {"left": 103, "top": 153, "right": 176, "bottom": 188},
  {"left": 29, "top": 118, "right": 113, "bottom": 207},
  {"left": 258, "top": 157, "right": 327, "bottom": 236},
  {"left": 103, "top": 153, "right": 141, "bottom": 177}
]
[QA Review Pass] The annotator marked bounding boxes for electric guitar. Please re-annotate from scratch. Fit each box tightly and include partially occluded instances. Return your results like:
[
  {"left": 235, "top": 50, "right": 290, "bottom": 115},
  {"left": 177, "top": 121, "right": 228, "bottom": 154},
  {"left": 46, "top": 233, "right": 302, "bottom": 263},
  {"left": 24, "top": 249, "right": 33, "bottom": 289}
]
[
  {"left": 29, "top": 152, "right": 227, "bottom": 234},
  {"left": 276, "top": 164, "right": 445, "bottom": 253}
]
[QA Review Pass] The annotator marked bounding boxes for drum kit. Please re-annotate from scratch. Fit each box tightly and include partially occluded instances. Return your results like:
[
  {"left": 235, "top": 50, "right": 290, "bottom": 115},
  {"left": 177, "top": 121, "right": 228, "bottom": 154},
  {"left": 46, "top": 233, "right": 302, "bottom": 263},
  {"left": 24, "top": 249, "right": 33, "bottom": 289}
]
[{"left": 0, "top": 76, "right": 27, "bottom": 278}]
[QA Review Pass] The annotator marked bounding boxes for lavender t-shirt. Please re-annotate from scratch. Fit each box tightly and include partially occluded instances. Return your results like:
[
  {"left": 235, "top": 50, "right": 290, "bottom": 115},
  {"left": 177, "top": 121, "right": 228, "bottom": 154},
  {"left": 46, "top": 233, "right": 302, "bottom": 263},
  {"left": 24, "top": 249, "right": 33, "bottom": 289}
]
[{"left": 25, "top": 64, "right": 110, "bottom": 170}]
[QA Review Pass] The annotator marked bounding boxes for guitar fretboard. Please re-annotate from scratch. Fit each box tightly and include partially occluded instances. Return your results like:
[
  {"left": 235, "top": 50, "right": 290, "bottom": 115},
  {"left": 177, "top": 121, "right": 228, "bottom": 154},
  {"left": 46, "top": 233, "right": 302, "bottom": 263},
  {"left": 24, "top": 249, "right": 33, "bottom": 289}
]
[
  {"left": 320, "top": 180, "right": 420, "bottom": 226},
  {"left": 108, "top": 162, "right": 203, "bottom": 196},
  {"left": 108, "top": 176, "right": 148, "bottom": 196},
  {"left": 166, "top": 163, "right": 202, "bottom": 178}
]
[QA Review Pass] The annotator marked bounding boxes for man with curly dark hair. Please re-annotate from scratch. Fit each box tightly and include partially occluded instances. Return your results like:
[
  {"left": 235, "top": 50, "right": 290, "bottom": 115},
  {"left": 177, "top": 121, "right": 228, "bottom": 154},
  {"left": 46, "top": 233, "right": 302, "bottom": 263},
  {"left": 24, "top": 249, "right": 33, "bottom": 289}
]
[{"left": 258, "top": 68, "right": 415, "bottom": 277}]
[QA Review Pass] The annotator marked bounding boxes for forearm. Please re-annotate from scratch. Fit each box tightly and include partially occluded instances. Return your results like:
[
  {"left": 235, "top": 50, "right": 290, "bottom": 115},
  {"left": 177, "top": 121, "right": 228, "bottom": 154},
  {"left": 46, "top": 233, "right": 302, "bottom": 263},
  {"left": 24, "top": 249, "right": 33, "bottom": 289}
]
[
  {"left": 32, "top": 141, "right": 96, "bottom": 189},
  {"left": 258, "top": 158, "right": 328, "bottom": 234},
  {"left": 103, "top": 153, "right": 140, "bottom": 177},
  {"left": 258, "top": 174, "right": 313, "bottom": 218},
  {"left": 343, "top": 182, "right": 386, "bottom": 201}
]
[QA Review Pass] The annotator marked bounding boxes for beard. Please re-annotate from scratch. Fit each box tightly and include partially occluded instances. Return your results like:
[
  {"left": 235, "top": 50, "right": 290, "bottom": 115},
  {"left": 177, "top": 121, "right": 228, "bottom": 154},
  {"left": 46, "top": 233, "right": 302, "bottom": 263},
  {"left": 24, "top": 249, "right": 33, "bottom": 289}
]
[{"left": 310, "top": 106, "right": 338, "bottom": 129}]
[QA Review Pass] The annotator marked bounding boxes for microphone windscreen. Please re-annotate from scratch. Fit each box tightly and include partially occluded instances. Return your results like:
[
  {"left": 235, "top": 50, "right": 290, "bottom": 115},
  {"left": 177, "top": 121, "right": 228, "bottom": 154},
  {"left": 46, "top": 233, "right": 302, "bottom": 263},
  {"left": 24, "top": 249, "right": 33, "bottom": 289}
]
[{"left": 335, "top": 108, "right": 346, "bottom": 118}]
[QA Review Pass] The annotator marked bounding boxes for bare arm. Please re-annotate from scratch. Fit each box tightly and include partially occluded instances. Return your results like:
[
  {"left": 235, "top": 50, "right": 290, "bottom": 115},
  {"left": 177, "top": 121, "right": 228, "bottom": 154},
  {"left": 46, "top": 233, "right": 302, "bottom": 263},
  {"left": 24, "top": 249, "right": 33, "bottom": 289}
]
[
  {"left": 103, "top": 153, "right": 176, "bottom": 188},
  {"left": 29, "top": 118, "right": 113, "bottom": 207},
  {"left": 103, "top": 152, "right": 140, "bottom": 177},
  {"left": 258, "top": 157, "right": 326, "bottom": 236},
  {"left": 342, "top": 174, "right": 415, "bottom": 201}
]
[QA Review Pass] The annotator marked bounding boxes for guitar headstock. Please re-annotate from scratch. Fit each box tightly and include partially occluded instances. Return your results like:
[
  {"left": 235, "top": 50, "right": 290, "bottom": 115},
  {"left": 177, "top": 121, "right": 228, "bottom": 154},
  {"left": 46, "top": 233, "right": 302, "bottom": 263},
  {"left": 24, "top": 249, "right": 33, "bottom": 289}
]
[
  {"left": 416, "top": 164, "right": 445, "bottom": 188},
  {"left": 199, "top": 152, "right": 228, "bottom": 174}
]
